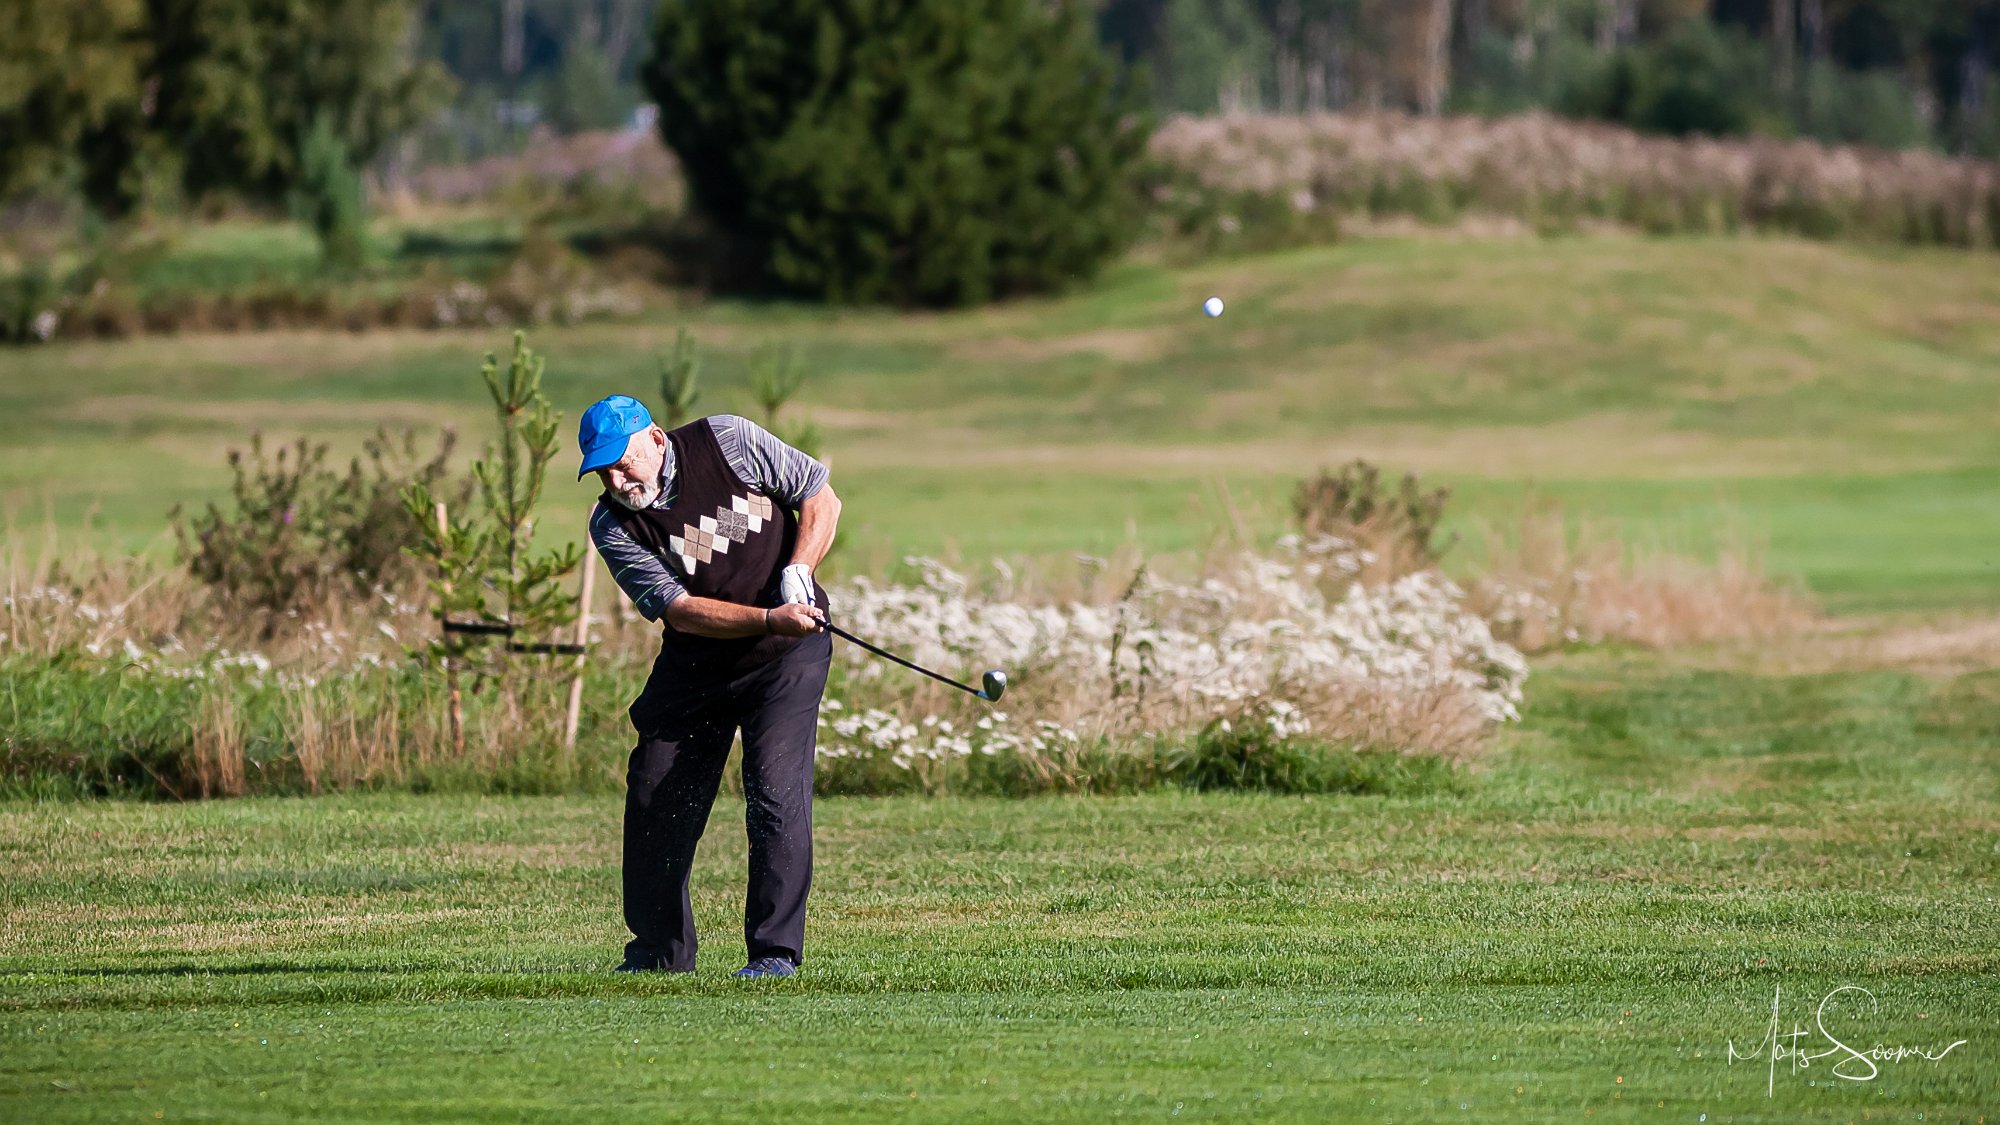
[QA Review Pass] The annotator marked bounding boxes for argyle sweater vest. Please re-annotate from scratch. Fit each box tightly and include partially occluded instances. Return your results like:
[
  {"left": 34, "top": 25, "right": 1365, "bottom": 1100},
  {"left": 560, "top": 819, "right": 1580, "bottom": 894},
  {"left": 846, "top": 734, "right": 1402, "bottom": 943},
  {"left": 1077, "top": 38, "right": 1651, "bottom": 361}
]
[{"left": 598, "top": 418, "right": 828, "bottom": 675}]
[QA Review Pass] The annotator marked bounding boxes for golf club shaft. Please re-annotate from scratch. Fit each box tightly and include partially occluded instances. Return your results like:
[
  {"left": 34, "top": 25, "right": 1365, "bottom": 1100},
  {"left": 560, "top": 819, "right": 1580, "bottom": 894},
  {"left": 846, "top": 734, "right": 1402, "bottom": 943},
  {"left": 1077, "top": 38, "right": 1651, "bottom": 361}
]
[{"left": 820, "top": 621, "right": 987, "bottom": 699}]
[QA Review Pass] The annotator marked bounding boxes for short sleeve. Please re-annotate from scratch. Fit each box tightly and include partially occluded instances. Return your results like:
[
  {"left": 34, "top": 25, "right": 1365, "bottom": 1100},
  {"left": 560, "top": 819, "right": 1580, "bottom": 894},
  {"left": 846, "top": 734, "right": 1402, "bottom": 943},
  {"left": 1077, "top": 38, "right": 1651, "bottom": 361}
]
[{"left": 710, "top": 414, "right": 828, "bottom": 507}]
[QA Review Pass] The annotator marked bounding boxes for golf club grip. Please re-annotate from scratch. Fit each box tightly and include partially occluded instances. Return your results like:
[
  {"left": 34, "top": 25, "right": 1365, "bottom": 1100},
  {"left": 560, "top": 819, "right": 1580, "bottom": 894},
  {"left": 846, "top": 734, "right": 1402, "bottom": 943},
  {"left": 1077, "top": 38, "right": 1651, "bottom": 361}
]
[{"left": 821, "top": 621, "right": 985, "bottom": 698}]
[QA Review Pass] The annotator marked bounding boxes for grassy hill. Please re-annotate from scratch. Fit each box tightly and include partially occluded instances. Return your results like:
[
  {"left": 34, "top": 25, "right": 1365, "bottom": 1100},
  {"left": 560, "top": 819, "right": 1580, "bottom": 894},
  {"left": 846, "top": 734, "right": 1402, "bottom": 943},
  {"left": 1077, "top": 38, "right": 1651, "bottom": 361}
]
[{"left": 3, "top": 232, "right": 1997, "bottom": 612}]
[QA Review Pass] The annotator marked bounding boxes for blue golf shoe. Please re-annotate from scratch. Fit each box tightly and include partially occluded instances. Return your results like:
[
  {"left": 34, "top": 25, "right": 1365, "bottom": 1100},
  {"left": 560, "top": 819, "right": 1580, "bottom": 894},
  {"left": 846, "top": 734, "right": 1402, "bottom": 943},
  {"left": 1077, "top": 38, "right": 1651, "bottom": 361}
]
[{"left": 732, "top": 956, "right": 797, "bottom": 979}]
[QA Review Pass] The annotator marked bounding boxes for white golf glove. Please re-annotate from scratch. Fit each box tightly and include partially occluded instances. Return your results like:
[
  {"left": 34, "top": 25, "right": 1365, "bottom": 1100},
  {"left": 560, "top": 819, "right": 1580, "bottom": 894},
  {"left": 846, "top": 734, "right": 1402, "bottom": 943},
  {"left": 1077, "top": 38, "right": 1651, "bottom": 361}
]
[{"left": 779, "top": 564, "right": 816, "bottom": 607}]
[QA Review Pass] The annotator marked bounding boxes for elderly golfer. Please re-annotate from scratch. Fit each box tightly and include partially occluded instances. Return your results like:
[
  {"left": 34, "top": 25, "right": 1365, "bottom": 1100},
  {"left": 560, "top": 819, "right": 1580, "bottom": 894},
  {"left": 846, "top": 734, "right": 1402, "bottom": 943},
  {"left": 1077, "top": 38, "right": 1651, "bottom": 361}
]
[{"left": 578, "top": 395, "right": 838, "bottom": 978}]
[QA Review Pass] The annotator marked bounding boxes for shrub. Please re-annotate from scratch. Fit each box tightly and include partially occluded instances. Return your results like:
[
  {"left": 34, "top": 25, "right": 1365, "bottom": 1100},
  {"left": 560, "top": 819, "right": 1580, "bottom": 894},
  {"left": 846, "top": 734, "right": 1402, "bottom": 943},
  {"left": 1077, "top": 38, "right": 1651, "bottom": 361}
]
[
  {"left": 1556, "top": 21, "right": 1769, "bottom": 140},
  {"left": 641, "top": 0, "right": 1153, "bottom": 305},
  {"left": 1142, "top": 161, "right": 1344, "bottom": 260},
  {"left": 538, "top": 44, "right": 635, "bottom": 134},
  {"left": 1797, "top": 62, "right": 1929, "bottom": 150},
  {"left": 1622, "top": 20, "right": 1768, "bottom": 139},
  {"left": 1291, "top": 459, "right": 1454, "bottom": 579},
  {"left": 1167, "top": 715, "right": 1465, "bottom": 796},
  {"left": 172, "top": 427, "right": 468, "bottom": 632},
  {"left": 0, "top": 264, "right": 63, "bottom": 343}
]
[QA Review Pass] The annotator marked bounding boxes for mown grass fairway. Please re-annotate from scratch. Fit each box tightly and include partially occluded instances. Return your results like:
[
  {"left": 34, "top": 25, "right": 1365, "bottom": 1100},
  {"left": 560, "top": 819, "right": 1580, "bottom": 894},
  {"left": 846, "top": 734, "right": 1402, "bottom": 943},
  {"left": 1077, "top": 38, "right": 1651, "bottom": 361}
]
[
  {"left": 2, "top": 656, "right": 1996, "bottom": 1122},
  {"left": 4, "top": 234, "right": 1998, "bottom": 607}
]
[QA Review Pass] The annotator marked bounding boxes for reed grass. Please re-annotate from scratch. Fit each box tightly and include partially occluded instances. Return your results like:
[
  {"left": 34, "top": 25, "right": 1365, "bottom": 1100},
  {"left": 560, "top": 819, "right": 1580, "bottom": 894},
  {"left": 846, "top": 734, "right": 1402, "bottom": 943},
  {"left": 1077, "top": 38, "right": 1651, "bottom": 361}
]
[
  {"left": 1467, "top": 504, "right": 1816, "bottom": 652},
  {"left": 1148, "top": 110, "right": 2000, "bottom": 251}
]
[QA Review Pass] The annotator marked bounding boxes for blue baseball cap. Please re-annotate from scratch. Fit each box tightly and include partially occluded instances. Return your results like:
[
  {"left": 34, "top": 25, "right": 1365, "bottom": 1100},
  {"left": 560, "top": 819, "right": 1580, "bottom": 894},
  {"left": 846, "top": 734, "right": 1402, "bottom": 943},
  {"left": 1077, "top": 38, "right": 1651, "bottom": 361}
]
[{"left": 577, "top": 395, "right": 655, "bottom": 479}]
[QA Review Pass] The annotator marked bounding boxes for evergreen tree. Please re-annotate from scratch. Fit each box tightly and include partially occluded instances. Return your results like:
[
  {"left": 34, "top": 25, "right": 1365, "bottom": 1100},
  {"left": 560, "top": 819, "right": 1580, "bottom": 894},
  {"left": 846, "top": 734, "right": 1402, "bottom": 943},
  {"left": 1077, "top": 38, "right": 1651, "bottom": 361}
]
[
  {"left": 403, "top": 331, "right": 583, "bottom": 746},
  {"left": 292, "top": 114, "right": 369, "bottom": 271},
  {"left": 642, "top": 0, "right": 1154, "bottom": 306},
  {"left": 0, "top": 0, "right": 148, "bottom": 202}
]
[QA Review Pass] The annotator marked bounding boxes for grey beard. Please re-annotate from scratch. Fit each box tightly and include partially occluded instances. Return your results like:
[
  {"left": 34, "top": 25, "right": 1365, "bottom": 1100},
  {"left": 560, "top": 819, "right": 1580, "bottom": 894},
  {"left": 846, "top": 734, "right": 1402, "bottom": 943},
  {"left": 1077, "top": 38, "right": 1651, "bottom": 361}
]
[{"left": 606, "top": 483, "right": 660, "bottom": 511}]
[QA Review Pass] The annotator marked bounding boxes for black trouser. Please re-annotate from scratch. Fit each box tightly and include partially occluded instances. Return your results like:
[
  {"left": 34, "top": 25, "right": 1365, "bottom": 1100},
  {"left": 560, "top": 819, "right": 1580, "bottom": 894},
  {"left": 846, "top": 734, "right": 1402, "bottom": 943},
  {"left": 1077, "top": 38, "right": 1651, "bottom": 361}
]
[{"left": 622, "top": 629, "right": 831, "bottom": 970}]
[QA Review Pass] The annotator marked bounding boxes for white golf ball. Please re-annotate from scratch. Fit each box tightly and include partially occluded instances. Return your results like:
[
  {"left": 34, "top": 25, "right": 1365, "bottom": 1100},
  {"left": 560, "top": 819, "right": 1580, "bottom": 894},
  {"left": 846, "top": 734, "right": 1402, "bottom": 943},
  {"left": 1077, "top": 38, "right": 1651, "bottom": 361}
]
[{"left": 1203, "top": 296, "right": 1225, "bottom": 317}]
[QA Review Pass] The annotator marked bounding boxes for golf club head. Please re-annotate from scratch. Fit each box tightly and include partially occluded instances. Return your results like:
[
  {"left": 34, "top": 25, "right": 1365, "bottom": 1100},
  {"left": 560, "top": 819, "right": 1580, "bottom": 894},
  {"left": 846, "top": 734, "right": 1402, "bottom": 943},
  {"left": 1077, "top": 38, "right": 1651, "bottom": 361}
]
[{"left": 980, "top": 670, "right": 1007, "bottom": 702}]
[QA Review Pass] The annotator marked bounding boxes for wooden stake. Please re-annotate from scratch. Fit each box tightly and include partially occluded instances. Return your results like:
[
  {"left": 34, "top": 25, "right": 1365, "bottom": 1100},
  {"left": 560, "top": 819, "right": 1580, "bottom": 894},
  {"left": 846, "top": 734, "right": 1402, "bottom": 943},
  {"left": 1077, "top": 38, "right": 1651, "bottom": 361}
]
[
  {"left": 434, "top": 501, "right": 465, "bottom": 758},
  {"left": 563, "top": 560, "right": 595, "bottom": 749}
]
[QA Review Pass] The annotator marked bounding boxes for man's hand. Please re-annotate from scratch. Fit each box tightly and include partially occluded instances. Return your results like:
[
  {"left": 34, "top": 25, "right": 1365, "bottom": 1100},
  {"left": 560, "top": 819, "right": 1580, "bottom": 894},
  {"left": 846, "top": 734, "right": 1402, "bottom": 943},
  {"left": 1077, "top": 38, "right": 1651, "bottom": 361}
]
[
  {"left": 767, "top": 602, "right": 825, "bottom": 637},
  {"left": 779, "top": 563, "right": 816, "bottom": 607}
]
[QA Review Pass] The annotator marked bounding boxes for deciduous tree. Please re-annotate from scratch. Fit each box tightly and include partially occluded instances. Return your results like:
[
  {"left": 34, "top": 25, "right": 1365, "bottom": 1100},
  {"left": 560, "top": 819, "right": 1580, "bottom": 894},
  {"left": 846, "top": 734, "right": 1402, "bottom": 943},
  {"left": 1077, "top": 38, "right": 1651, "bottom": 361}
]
[{"left": 0, "top": 1, "right": 147, "bottom": 200}]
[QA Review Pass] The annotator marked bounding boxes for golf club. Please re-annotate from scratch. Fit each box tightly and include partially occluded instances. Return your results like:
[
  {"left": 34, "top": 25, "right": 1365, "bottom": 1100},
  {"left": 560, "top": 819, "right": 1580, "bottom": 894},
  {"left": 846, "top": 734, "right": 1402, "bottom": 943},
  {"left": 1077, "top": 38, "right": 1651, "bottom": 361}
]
[{"left": 819, "top": 620, "right": 1007, "bottom": 702}]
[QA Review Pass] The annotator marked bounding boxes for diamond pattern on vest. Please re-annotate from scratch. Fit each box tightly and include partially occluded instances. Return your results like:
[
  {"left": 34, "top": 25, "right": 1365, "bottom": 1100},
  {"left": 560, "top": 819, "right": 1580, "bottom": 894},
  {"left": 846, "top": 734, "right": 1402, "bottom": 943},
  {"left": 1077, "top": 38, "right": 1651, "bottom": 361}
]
[
  {"left": 667, "top": 492, "right": 776, "bottom": 574},
  {"left": 734, "top": 493, "right": 774, "bottom": 527}
]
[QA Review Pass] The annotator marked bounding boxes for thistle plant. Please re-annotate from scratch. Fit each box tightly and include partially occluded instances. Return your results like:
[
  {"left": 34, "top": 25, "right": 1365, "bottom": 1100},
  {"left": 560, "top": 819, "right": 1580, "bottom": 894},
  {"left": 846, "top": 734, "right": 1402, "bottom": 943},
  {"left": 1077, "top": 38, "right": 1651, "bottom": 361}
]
[{"left": 1292, "top": 459, "right": 1455, "bottom": 581}]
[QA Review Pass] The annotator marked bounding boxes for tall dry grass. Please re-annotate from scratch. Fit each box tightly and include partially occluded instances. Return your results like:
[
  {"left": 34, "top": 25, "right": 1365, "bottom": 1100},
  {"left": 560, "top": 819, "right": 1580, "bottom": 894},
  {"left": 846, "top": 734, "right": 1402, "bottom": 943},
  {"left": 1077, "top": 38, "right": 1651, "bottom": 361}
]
[
  {"left": 0, "top": 494, "right": 1815, "bottom": 798},
  {"left": 17, "top": 113, "right": 1995, "bottom": 344},
  {"left": 287, "top": 677, "right": 421, "bottom": 794},
  {"left": 1466, "top": 505, "right": 1815, "bottom": 652},
  {"left": 1149, "top": 111, "right": 2000, "bottom": 249},
  {"left": 190, "top": 687, "right": 245, "bottom": 798},
  {"left": 378, "top": 115, "right": 2000, "bottom": 253},
  {"left": 2, "top": 523, "right": 1529, "bottom": 796},
  {"left": 17, "top": 256, "right": 646, "bottom": 344}
]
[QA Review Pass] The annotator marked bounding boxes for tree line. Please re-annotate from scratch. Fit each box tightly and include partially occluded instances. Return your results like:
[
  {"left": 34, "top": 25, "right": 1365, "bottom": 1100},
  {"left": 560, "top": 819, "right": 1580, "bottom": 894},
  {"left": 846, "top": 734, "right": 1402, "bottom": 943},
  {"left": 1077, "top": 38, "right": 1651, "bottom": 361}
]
[
  {"left": 410, "top": 1, "right": 1998, "bottom": 156},
  {"left": 1102, "top": 0, "right": 1998, "bottom": 153},
  {"left": 404, "top": 1, "right": 2000, "bottom": 156},
  {"left": 5, "top": 1, "right": 1992, "bottom": 217},
  {"left": 2, "top": 0, "right": 1996, "bottom": 310}
]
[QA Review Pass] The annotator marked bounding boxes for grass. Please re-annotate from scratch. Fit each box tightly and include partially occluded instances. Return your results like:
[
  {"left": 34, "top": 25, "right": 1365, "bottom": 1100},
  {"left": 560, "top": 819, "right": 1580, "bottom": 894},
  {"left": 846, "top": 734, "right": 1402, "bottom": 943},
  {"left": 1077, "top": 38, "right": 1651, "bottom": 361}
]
[
  {"left": 1, "top": 658, "right": 1994, "bottom": 1121},
  {"left": 3, "top": 228, "right": 1998, "bottom": 1119},
  {"left": 0, "top": 646, "right": 1468, "bottom": 802},
  {"left": 3, "top": 234, "right": 1998, "bottom": 609},
  {"left": 18, "top": 214, "right": 534, "bottom": 300}
]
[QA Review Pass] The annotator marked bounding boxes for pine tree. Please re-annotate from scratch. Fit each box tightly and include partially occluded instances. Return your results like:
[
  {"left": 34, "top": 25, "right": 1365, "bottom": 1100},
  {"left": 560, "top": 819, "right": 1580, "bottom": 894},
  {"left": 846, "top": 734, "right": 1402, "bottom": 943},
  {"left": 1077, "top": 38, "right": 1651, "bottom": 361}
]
[
  {"left": 292, "top": 114, "right": 368, "bottom": 272},
  {"left": 404, "top": 332, "right": 583, "bottom": 749},
  {"left": 642, "top": 0, "right": 1154, "bottom": 306}
]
